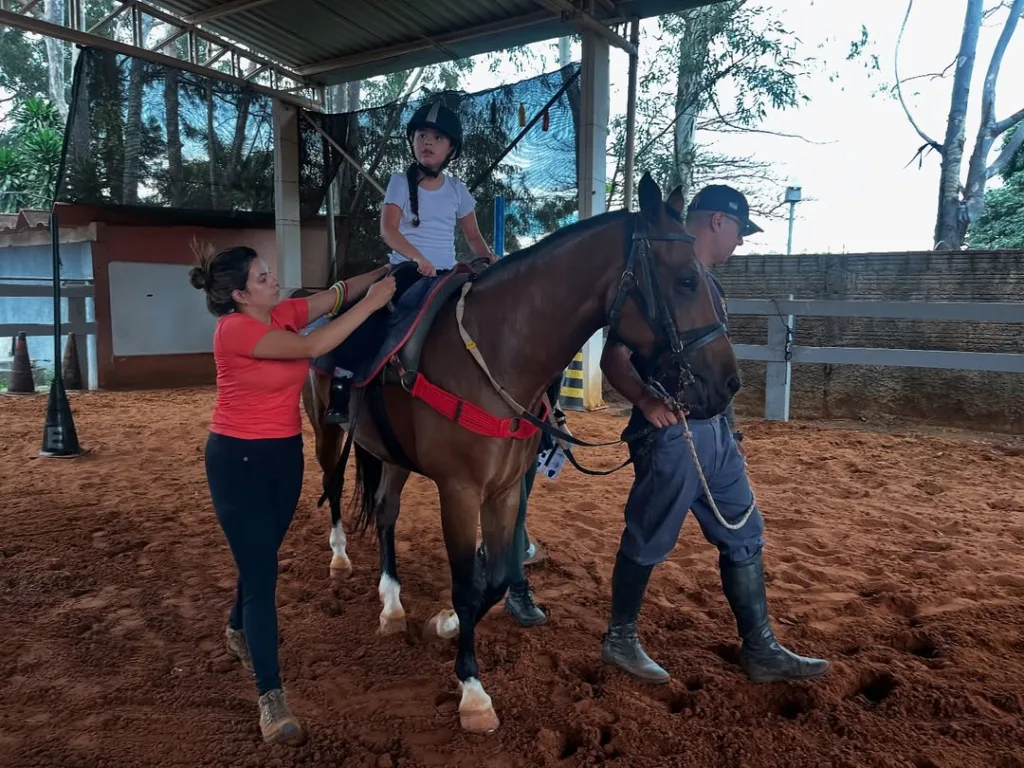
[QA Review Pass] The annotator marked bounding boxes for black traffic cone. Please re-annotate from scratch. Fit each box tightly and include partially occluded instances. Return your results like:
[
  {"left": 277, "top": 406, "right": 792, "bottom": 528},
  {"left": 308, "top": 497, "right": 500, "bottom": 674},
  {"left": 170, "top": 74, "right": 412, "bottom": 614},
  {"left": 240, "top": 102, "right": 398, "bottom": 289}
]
[
  {"left": 39, "top": 377, "right": 83, "bottom": 458},
  {"left": 8, "top": 332, "right": 36, "bottom": 394},
  {"left": 62, "top": 332, "right": 84, "bottom": 390}
]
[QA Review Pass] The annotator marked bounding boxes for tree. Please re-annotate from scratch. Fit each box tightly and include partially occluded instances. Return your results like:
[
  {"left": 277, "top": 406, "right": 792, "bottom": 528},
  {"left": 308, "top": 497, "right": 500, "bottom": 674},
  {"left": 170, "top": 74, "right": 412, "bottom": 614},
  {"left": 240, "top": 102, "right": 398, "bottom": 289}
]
[
  {"left": 605, "top": 1, "right": 811, "bottom": 218},
  {"left": 966, "top": 124, "right": 1024, "bottom": 248},
  {"left": 0, "top": 97, "right": 64, "bottom": 212},
  {"left": 892, "top": 0, "right": 1024, "bottom": 249}
]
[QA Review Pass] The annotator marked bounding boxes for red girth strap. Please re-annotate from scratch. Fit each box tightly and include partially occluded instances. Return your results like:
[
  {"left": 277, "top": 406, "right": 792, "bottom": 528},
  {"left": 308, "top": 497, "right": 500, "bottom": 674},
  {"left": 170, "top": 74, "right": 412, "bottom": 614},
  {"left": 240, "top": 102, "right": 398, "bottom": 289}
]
[{"left": 408, "top": 373, "right": 548, "bottom": 440}]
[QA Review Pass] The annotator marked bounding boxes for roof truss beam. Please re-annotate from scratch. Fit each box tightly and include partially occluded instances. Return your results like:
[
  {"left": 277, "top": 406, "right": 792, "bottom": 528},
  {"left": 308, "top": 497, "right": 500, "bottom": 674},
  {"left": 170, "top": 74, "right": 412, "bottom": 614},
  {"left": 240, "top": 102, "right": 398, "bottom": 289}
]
[
  {"left": 531, "top": 0, "right": 636, "bottom": 55},
  {"left": 0, "top": 0, "right": 318, "bottom": 108}
]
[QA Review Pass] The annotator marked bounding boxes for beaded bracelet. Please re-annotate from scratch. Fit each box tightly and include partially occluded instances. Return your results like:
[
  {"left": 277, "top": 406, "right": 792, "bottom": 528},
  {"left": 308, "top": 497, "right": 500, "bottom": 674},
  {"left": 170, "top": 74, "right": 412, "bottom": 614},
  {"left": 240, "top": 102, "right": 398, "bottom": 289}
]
[{"left": 328, "top": 280, "right": 348, "bottom": 317}]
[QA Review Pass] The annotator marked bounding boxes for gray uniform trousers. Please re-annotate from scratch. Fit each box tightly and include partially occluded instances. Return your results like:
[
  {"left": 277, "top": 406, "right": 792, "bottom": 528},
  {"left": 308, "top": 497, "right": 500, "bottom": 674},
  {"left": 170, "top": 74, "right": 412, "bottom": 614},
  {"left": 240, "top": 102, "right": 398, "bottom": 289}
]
[{"left": 619, "top": 412, "right": 764, "bottom": 568}]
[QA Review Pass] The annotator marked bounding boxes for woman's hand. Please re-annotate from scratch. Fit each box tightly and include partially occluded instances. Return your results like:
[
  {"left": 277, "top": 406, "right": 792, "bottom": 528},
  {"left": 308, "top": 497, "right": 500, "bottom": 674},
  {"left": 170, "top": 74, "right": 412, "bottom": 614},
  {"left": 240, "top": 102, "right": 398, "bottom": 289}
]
[{"left": 363, "top": 276, "right": 397, "bottom": 309}]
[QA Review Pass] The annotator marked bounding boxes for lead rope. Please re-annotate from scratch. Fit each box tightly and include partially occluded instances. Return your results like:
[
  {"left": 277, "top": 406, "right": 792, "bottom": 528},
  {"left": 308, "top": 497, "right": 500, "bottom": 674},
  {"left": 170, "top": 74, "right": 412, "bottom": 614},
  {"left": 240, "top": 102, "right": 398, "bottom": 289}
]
[
  {"left": 456, "top": 279, "right": 754, "bottom": 522},
  {"left": 678, "top": 408, "right": 756, "bottom": 531}
]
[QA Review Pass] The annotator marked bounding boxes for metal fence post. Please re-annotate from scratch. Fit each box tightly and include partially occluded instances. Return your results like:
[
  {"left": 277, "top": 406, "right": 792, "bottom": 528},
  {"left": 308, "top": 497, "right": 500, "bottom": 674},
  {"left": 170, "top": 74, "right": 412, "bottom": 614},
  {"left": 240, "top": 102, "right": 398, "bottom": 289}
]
[
  {"left": 493, "top": 195, "right": 505, "bottom": 257},
  {"left": 764, "top": 294, "right": 794, "bottom": 421}
]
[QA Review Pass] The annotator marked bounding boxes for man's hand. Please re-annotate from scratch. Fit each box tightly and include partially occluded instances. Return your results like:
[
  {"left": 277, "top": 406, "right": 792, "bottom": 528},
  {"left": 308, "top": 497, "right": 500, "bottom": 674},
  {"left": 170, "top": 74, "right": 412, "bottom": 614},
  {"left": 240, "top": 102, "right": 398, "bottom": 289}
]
[{"left": 639, "top": 391, "right": 682, "bottom": 429}]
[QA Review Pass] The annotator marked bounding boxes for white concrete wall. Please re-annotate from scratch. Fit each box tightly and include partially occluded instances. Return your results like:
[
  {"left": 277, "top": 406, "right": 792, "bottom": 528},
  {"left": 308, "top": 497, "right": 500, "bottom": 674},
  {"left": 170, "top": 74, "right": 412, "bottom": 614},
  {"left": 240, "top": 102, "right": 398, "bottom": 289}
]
[
  {"left": 107, "top": 261, "right": 219, "bottom": 357},
  {"left": 0, "top": 240, "right": 98, "bottom": 389}
]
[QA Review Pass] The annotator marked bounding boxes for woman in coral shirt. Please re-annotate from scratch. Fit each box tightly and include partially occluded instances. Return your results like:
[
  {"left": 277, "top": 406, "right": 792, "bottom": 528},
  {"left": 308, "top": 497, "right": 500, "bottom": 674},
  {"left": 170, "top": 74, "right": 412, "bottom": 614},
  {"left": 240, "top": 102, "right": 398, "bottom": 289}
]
[{"left": 189, "top": 243, "right": 395, "bottom": 746}]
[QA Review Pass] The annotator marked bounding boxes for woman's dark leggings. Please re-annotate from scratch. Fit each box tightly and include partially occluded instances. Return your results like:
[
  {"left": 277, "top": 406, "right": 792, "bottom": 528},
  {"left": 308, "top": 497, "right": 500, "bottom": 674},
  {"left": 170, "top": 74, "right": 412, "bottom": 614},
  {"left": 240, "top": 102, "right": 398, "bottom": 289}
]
[{"left": 204, "top": 432, "right": 304, "bottom": 696}]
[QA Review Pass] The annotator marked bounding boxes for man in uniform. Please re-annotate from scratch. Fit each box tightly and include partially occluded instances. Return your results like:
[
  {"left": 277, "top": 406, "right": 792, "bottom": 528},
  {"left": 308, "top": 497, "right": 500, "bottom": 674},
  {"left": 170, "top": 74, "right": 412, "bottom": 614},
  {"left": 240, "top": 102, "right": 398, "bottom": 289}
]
[{"left": 598, "top": 184, "right": 830, "bottom": 685}]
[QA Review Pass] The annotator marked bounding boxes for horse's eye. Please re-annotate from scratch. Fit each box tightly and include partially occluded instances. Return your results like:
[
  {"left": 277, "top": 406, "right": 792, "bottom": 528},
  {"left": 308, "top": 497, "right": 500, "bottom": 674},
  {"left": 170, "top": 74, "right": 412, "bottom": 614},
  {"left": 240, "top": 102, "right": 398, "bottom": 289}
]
[{"left": 675, "top": 276, "right": 698, "bottom": 294}]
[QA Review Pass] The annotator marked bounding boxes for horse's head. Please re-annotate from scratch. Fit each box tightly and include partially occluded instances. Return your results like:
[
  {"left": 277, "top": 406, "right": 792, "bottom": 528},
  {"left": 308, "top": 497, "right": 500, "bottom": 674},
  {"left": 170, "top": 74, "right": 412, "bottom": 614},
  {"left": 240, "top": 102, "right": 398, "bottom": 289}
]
[{"left": 606, "top": 173, "right": 740, "bottom": 419}]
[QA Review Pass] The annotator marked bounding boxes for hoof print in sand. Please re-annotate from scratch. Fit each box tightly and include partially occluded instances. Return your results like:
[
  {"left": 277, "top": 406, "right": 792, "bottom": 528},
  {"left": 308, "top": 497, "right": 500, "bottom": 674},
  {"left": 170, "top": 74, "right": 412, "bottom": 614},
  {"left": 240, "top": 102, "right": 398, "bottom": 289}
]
[{"left": 848, "top": 670, "right": 899, "bottom": 707}]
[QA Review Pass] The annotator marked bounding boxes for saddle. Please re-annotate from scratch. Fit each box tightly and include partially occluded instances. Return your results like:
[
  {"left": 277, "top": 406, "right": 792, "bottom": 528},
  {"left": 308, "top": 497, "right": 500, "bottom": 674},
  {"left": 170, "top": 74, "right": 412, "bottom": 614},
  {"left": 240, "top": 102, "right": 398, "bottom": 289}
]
[{"left": 356, "top": 259, "right": 482, "bottom": 390}]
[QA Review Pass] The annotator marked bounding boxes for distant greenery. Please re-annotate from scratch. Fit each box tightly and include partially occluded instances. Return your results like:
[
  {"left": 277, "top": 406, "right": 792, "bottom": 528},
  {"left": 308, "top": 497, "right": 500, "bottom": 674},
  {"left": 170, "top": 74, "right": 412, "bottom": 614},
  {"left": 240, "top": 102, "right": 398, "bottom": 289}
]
[
  {"left": 0, "top": 97, "right": 63, "bottom": 212},
  {"left": 967, "top": 126, "right": 1024, "bottom": 250}
]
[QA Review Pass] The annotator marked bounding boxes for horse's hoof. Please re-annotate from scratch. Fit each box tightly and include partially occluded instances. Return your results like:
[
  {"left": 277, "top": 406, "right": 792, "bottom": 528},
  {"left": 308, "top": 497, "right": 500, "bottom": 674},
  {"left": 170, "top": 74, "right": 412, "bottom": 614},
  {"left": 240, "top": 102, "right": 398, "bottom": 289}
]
[
  {"left": 458, "top": 678, "right": 498, "bottom": 733},
  {"left": 459, "top": 706, "right": 500, "bottom": 734},
  {"left": 329, "top": 556, "right": 352, "bottom": 579},
  {"left": 424, "top": 609, "right": 459, "bottom": 640},
  {"left": 378, "top": 614, "right": 407, "bottom": 636}
]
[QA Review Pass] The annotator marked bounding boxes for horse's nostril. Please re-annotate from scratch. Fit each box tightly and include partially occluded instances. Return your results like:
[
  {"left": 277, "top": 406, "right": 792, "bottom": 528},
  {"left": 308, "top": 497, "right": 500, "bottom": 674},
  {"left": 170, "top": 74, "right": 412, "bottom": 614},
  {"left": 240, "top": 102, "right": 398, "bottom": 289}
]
[{"left": 726, "top": 375, "right": 741, "bottom": 396}]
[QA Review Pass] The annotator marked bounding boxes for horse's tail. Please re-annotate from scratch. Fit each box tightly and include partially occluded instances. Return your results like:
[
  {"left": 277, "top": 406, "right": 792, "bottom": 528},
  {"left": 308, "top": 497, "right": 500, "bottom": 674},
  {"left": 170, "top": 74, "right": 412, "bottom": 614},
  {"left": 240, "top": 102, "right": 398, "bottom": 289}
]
[{"left": 351, "top": 442, "right": 382, "bottom": 534}]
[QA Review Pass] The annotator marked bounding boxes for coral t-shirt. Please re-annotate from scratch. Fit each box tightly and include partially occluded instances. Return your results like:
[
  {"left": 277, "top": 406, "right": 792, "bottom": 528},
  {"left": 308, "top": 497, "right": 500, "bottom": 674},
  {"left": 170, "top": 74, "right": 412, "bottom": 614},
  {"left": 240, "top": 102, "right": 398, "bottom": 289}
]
[{"left": 209, "top": 297, "right": 311, "bottom": 440}]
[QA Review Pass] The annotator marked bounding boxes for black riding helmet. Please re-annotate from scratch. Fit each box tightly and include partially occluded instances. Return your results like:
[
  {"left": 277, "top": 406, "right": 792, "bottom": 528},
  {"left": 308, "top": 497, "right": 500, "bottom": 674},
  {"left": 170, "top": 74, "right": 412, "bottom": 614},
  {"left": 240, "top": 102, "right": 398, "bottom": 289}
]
[{"left": 406, "top": 101, "right": 463, "bottom": 175}]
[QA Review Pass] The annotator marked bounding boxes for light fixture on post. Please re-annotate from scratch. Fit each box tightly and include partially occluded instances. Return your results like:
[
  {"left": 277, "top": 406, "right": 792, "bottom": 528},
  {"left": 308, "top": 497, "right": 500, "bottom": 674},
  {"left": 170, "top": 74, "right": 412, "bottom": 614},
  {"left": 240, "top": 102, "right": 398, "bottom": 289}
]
[{"left": 784, "top": 184, "right": 802, "bottom": 255}]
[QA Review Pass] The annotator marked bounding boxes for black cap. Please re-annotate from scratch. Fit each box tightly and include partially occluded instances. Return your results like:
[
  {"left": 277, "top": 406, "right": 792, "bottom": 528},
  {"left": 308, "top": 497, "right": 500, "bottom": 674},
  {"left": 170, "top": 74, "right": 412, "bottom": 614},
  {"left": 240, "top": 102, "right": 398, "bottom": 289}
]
[{"left": 687, "top": 185, "right": 763, "bottom": 237}]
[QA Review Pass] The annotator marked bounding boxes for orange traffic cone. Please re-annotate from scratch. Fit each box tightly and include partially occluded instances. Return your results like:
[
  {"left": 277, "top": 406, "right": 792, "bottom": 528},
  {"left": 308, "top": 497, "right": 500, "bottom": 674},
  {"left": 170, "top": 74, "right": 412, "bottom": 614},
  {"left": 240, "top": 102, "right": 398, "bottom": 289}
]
[
  {"left": 62, "top": 332, "right": 84, "bottom": 391},
  {"left": 8, "top": 332, "right": 36, "bottom": 394}
]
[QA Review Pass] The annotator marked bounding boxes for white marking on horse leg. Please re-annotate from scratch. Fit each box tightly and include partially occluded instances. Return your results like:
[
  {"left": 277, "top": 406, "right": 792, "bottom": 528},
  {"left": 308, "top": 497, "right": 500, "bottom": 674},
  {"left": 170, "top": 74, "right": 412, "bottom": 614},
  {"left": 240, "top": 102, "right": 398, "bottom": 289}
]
[
  {"left": 458, "top": 677, "right": 500, "bottom": 733},
  {"left": 328, "top": 520, "right": 352, "bottom": 579},
  {"left": 424, "top": 608, "right": 460, "bottom": 640},
  {"left": 377, "top": 573, "right": 407, "bottom": 635}
]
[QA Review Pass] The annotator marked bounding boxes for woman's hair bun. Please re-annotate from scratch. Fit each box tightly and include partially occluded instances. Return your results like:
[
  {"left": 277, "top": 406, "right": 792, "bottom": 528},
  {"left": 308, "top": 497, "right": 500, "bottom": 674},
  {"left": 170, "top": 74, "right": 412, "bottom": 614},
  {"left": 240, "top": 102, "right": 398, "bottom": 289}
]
[
  {"left": 189, "top": 237, "right": 217, "bottom": 291},
  {"left": 188, "top": 265, "right": 210, "bottom": 291}
]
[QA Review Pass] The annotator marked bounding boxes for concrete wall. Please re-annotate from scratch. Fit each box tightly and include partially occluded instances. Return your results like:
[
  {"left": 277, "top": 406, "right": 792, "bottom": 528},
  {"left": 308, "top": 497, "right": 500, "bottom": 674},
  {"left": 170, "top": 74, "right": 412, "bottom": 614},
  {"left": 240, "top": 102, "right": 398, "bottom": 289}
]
[
  {"left": 74, "top": 208, "right": 334, "bottom": 390},
  {"left": 0, "top": 237, "right": 98, "bottom": 389},
  {"left": 713, "top": 249, "right": 1024, "bottom": 434},
  {"left": 90, "top": 223, "right": 277, "bottom": 389}
]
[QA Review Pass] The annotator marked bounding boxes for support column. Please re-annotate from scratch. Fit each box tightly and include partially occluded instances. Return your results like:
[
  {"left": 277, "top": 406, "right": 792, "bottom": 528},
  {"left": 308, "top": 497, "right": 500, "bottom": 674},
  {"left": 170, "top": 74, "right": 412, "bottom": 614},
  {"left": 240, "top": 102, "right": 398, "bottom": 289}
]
[
  {"left": 764, "top": 294, "right": 794, "bottom": 421},
  {"left": 273, "top": 99, "right": 303, "bottom": 294},
  {"left": 576, "top": 31, "right": 610, "bottom": 411}
]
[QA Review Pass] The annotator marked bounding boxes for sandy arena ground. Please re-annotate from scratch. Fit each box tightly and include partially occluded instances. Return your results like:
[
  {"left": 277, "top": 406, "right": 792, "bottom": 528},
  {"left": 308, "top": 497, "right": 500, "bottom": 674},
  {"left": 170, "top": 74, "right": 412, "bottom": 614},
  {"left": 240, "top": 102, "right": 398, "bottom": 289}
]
[{"left": 1, "top": 387, "right": 1024, "bottom": 767}]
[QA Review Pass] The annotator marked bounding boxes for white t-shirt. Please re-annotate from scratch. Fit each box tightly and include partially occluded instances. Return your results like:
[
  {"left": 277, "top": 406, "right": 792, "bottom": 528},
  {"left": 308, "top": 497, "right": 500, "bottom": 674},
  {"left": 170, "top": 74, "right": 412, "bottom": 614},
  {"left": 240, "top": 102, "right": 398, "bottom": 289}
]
[{"left": 383, "top": 171, "right": 476, "bottom": 270}]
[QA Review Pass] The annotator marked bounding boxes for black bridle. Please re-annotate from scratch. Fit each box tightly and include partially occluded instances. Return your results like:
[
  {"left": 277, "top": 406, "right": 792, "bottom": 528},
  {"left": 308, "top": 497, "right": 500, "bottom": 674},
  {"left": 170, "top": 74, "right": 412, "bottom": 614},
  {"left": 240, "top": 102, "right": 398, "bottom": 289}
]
[
  {"left": 513, "top": 212, "right": 732, "bottom": 477},
  {"left": 607, "top": 213, "right": 728, "bottom": 406}
]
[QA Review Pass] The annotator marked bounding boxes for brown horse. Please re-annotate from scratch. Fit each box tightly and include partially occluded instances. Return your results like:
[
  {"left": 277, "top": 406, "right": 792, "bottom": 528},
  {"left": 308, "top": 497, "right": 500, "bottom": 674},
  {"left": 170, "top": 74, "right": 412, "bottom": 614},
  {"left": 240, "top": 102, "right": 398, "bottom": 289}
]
[{"left": 303, "top": 172, "right": 739, "bottom": 734}]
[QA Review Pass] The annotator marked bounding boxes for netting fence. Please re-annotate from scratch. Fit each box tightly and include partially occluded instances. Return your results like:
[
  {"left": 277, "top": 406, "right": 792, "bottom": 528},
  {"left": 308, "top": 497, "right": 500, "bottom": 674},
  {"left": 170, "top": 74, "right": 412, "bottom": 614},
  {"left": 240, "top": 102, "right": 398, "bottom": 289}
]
[
  {"left": 55, "top": 47, "right": 583, "bottom": 269},
  {"left": 300, "top": 63, "right": 582, "bottom": 276},
  {"left": 57, "top": 47, "right": 279, "bottom": 224}
]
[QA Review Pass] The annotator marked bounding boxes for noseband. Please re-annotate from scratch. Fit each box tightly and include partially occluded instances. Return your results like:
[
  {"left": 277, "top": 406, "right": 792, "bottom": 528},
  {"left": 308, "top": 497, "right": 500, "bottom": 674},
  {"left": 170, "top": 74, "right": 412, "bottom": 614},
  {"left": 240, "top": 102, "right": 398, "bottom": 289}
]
[{"left": 607, "top": 214, "right": 728, "bottom": 403}]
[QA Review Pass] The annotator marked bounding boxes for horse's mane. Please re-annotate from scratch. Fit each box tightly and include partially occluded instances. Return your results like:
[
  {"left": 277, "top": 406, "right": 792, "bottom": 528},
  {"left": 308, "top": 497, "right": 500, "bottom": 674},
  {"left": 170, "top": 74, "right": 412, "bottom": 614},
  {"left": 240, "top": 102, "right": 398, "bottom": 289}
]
[{"left": 474, "top": 208, "right": 634, "bottom": 286}]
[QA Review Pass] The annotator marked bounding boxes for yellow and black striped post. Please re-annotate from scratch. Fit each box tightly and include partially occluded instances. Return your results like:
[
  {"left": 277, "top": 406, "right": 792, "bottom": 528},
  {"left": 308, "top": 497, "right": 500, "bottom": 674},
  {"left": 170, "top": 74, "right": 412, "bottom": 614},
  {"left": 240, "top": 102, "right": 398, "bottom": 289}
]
[{"left": 560, "top": 351, "right": 586, "bottom": 411}]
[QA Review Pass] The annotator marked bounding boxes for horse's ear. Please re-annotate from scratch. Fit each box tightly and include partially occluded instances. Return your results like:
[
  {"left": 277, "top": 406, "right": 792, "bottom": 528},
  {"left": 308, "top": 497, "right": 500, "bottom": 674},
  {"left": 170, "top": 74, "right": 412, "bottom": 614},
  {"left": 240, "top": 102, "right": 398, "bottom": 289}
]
[
  {"left": 666, "top": 185, "right": 686, "bottom": 217},
  {"left": 637, "top": 173, "right": 662, "bottom": 221}
]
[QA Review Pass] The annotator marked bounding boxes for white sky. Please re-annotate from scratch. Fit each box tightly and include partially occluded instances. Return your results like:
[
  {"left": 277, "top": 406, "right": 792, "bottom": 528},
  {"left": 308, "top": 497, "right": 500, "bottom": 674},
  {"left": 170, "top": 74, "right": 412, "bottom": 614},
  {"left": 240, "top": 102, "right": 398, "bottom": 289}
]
[{"left": 454, "top": 0, "right": 1024, "bottom": 256}]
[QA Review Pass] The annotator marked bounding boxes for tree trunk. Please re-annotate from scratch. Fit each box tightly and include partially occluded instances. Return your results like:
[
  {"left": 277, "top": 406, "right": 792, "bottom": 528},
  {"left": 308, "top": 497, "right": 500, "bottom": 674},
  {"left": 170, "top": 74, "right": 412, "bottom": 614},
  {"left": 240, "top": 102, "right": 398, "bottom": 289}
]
[
  {"left": 559, "top": 37, "right": 581, "bottom": 207},
  {"left": 933, "top": 0, "right": 983, "bottom": 249},
  {"left": 960, "top": 0, "right": 1024, "bottom": 239},
  {"left": 43, "top": 0, "right": 68, "bottom": 119},
  {"left": 122, "top": 58, "right": 146, "bottom": 204},
  {"left": 100, "top": 51, "right": 124, "bottom": 202},
  {"left": 672, "top": 10, "right": 711, "bottom": 200},
  {"left": 207, "top": 81, "right": 219, "bottom": 209},
  {"left": 221, "top": 89, "right": 253, "bottom": 205},
  {"left": 164, "top": 68, "right": 183, "bottom": 207},
  {"left": 334, "top": 81, "right": 361, "bottom": 280}
]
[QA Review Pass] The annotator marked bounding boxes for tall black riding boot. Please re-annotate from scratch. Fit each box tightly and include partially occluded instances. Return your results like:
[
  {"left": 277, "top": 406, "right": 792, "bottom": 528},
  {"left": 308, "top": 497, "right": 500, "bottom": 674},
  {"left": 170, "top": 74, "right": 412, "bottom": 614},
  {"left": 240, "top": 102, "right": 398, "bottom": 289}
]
[
  {"left": 505, "top": 580, "right": 548, "bottom": 627},
  {"left": 720, "top": 550, "right": 830, "bottom": 683},
  {"left": 324, "top": 375, "right": 350, "bottom": 425},
  {"left": 601, "top": 551, "right": 670, "bottom": 684}
]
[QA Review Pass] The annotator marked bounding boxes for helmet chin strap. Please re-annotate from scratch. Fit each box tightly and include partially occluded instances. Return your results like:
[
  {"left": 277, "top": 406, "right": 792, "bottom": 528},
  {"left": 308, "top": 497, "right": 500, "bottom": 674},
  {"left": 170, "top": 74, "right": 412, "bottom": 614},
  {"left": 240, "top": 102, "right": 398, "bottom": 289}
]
[{"left": 411, "top": 145, "right": 456, "bottom": 179}]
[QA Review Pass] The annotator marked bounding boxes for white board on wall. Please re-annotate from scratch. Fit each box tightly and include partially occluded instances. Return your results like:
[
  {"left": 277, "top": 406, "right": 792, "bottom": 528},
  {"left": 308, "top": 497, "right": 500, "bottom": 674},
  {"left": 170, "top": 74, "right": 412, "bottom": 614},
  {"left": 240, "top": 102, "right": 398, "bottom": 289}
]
[{"left": 108, "top": 261, "right": 219, "bottom": 356}]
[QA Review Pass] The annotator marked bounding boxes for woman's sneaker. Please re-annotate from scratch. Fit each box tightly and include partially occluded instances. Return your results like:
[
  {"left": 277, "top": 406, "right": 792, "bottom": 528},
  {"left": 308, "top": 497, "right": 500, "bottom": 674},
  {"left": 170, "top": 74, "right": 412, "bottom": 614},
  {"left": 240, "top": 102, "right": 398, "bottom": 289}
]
[
  {"left": 258, "top": 689, "right": 305, "bottom": 746},
  {"left": 225, "top": 626, "right": 253, "bottom": 673}
]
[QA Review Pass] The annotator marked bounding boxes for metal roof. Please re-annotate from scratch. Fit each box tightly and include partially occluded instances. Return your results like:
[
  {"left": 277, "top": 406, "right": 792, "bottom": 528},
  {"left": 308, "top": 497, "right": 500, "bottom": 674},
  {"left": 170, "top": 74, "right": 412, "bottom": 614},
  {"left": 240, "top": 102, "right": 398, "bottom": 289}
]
[{"left": 145, "top": 0, "right": 722, "bottom": 85}]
